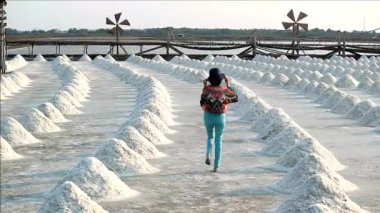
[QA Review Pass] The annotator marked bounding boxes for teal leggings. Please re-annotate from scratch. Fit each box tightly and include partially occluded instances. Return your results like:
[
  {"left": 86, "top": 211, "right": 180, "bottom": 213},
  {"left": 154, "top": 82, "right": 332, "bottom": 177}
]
[{"left": 203, "top": 112, "right": 225, "bottom": 168}]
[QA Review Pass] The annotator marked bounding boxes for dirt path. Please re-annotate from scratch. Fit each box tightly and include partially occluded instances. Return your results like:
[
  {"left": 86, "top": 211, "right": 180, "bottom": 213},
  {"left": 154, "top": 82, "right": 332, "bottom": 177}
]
[{"left": 98, "top": 62, "right": 285, "bottom": 212}]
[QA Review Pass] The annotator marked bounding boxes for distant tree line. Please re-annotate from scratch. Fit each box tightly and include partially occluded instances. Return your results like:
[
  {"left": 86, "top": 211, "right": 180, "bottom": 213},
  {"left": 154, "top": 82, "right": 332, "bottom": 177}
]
[{"left": 5, "top": 27, "right": 379, "bottom": 40}]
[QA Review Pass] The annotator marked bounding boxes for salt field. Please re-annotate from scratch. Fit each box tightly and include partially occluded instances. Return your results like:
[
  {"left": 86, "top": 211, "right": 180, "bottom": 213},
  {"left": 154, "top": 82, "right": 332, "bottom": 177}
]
[{"left": 0, "top": 53, "right": 379, "bottom": 212}]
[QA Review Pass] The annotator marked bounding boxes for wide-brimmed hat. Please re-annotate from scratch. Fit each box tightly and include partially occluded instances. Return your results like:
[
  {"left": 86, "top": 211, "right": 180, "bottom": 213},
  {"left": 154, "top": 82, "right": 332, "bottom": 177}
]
[{"left": 207, "top": 68, "right": 225, "bottom": 83}]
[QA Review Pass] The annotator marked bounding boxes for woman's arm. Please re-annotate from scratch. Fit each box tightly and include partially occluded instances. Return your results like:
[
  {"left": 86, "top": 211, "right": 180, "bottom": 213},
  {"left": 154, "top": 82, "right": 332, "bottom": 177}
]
[{"left": 203, "top": 79, "right": 208, "bottom": 88}]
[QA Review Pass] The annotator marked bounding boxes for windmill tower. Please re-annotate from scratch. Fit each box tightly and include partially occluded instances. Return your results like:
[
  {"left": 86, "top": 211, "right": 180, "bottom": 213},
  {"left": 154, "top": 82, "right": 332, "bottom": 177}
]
[
  {"left": 106, "top": 12, "right": 130, "bottom": 54},
  {"left": 282, "top": 9, "right": 308, "bottom": 55}
]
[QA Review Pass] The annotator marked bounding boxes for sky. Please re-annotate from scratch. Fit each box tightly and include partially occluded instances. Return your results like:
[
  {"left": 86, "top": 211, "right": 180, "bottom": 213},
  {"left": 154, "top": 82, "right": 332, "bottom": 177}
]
[{"left": 6, "top": 1, "right": 380, "bottom": 32}]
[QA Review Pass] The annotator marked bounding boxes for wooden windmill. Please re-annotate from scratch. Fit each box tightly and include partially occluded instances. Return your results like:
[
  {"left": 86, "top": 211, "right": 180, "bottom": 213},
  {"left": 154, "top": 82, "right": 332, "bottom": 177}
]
[
  {"left": 106, "top": 12, "right": 130, "bottom": 54},
  {"left": 282, "top": 9, "right": 308, "bottom": 55}
]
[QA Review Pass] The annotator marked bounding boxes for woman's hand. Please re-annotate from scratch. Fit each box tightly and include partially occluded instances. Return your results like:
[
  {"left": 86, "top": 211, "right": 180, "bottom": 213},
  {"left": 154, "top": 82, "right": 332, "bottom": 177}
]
[
  {"left": 203, "top": 79, "right": 208, "bottom": 87},
  {"left": 224, "top": 76, "right": 230, "bottom": 87}
]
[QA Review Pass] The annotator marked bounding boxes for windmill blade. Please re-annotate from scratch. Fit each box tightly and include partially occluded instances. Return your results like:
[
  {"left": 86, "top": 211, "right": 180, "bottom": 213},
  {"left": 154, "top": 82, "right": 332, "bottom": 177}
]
[
  {"left": 287, "top": 9, "right": 295, "bottom": 22},
  {"left": 282, "top": 22, "right": 294, "bottom": 30},
  {"left": 106, "top": 17, "right": 115, "bottom": 25},
  {"left": 119, "top": 19, "right": 130, "bottom": 26},
  {"left": 114, "top": 12, "right": 122, "bottom": 23},
  {"left": 297, "top": 11, "right": 307, "bottom": 22},
  {"left": 299, "top": 23, "right": 308, "bottom": 31}
]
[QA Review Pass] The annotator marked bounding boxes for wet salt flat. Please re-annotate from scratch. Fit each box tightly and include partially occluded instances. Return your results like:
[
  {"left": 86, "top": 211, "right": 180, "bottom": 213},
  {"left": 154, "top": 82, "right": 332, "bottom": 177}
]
[{"left": 1, "top": 54, "right": 380, "bottom": 212}]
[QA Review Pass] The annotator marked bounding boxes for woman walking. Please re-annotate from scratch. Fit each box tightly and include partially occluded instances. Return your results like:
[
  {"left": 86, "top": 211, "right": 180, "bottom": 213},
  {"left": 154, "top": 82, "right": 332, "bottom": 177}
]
[{"left": 200, "top": 68, "right": 238, "bottom": 172}]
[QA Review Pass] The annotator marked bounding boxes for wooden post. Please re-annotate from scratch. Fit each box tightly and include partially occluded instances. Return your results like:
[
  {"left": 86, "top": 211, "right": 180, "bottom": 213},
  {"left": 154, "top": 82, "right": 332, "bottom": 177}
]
[
  {"left": 338, "top": 31, "right": 341, "bottom": 56},
  {"left": 139, "top": 44, "right": 143, "bottom": 55},
  {"left": 0, "top": 0, "right": 6, "bottom": 74},
  {"left": 31, "top": 43, "right": 34, "bottom": 57},
  {"left": 342, "top": 31, "right": 346, "bottom": 57},
  {"left": 55, "top": 45, "right": 58, "bottom": 55},
  {"left": 252, "top": 33, "right": 257, "bottom": 57}
]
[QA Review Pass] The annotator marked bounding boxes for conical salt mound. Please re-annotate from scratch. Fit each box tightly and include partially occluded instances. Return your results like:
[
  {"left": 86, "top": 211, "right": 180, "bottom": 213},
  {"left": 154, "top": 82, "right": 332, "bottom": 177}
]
[
  {"left": 331, "top": 94, "right": 360, "bottom": 114},
  {"left": 306, "top": 204, "right": 333, "bottom": 213},
  {"left": 262, "top": 125, "right": 311, "bottom": 156},
  {"left": 276, "top": 137, "right": 345, "bottom": 171},
  {"left": 38, "top": 102, "right": 69, "bottom": 123},
  {"left": 79, "top": 54, "right": 92, "bottom": 62},
  {"left": 63, "top": 85, "right": 87, "bottom": 102},
  {"left": 19, "top": 108, "right": 61, "bottom": 133},
  {"left": 358, "top": 106, "right": 380, "bottom": 127},
  {"left": 61, "top": 54, "right": 71, "bottom": 61},
  {"left": 95, "top": 138, "right": 159, "bottom": 176},
  {"left": 152, "top": 54, "right": 165, "bottom": 62},
  {"left": 357, "top": 77, "right": 374, "bottom": 90},
  {"left": 319, "top": 73, "right": 337, "bottom": 84},
  {"left": 38, "top": 181, "right": 108, "bottom": 213},
  {"left": 283, "top": 74, "right": 301, "bottom": 89},
  {"left": 258, "top": 72, "right": 275, "bottom": 83},
  {"left": 346, "top": 99, "right": 376, "bottom": 120},
  {"left": 252, "top": 108, "right": 286, "bottom": 133},
  {"left": 129, "top": 116, "right": 172, "bottom": 145},
  {"left": 54, "top": 157, "right": 139, "bottom": 201},
  {"left": 323, "top": 91, "right": 347, "bottom": 108},
  {"left": 116, "top": 126, "right": 165, "bottom": 159},
  {"left": 1, "top": 75, "right": 20, "bottom": 94},
  {"left": 276, "top": 174, "right": 367, "bottom": 213},
  {"left": 140, "top": 110, "right": 174, "bottom": 134},
  {"left": 271, "top": 153, "right": 357, "bottom": 194},
  {"left": 34, "top": 54, "right": 47, "bottom": 62},
  {"left": 50, "top": 92, "right": 81, "bottom": 115},
  {"left": 0, "top": 117, "right": 40, "bottom": 146},
  {"left": 334, "top": 74, "right": 359, "bottom": 88},
  {"left": 1, "top": 137, "right": 23, "bottom": 160},
  {"left": 203, "top": 54, "right": 215, "bottom": 62},
  {"left": 104, "top": 54, "right": 116, "bottom": 62},
  {"left": 368, "top": 81, "right": 380, "bottom": 95},
  {"left": 271, "top": 73, "right": 289, "bottom": 86},
  {"left": 257, "top": 110, "right": 295, "bottom": 141}
]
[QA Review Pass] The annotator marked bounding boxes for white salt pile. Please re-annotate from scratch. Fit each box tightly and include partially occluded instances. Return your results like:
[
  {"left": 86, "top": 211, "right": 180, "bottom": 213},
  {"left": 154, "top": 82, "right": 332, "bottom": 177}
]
[
  {"left": 239, "top": 98, "right": 272, "bottom": 121},
  {"left": 95, "top": 138, "right": 159, "bottom": 176},
  {"left": 54, "top": 157, "right": 139, "bottom": 201},
  {"left": 346, "top": 99, "right": 376, "bottom": 120},
  {"left": 368, "top": 81, "right": 380, "bottom": 95},
  {"left": 1, "top": 75, "right": 21, "bottom": 94},
  {"left": 203, "top": 54, "right": 215, "bottom": 62},
  {"left": 104, "top": 54, "right": 116, "bottom": 62},
  {"left": 283, "top": 74, "right": 301, "bottom": 89},
  {"left": 316, "top": 86, "right": 337, "bottom": 105},
  {"left": 304, "top": 81, "right": 319, "bottom": 97},
  {"left": 276, "top": 137, "right": 345, "bottom": 171},
  {"left": 271, "top": 153, "right": 357, "bottom": 194},
  {"left": 0, "top": 117, "right": 40, "bottom": 146},
  {"left": 1, "top": 137, "right": 23, "bottom": 161},
  {"left": 276, "top": 174, "right": 367, "bottom": 213},
  {"left": 250, "top": 71, "right": 264, "bottom": 82},
  {"left": 257, "top": 110, "right": 296, "bottom": 142},
  {"left": 50, "top": 92, "right": 82, "bottom": 115},
  {"left": 37, "top": 102, "right": 69, "bottom": 123},
  {"left": 34, "top": 54, "right": 47, "bottom": 62},
  {"left": 19, "top": 108, "right": 60, "bottom": 133},
  {"left": 252, "top": 108, "right": 286, "bottom": 133},
  {"left": 152, "top": 54, "right": 165, "bottom": 62},
  {"left": 258, "top": 72, "right": 275, "bottom": 83},
  {"left": 116, "top": 126, "right": 165, "bottom": 159},
  {"left": 319, "top": 73, "right": 337, "bottom": 84},
  {"left": 261, "top": 125, "right": 311, "bottom": 157},
  {"left": 311, "top": 82, "right": 329, "bottom": 97},
  {"left": 271, "top": 73, "right": 289, "bottom": 86},
  {"left": 5, "top": 54, "right": 28, "bottom": 71},
  {"left": 63, "top": 85, "right": 88, "bottom": 102},
  {"left": 323, "top": 90, "right": 347, "bottom": 108},
  {"left": 79, "top": 54, "right": 92, "bottom": 62},
  {"left": 375, "top": 125, "right": 380, "bottom": 134},
  {"left": 61, "top": 54, "right": 71, "bottom": 61},
  {"left": 334, "top": 74, "right": 359, "bottom": 88},
  {"left": 138, "top": 109, "right": 174, "bottom": 134},
  {"left": 358, "top": 106, "right": 380, "bottom": 127},
  {"left": 331, "top": 94, "right": 360, "bottom": 114},
  {"left": 357, "top": 77, "right": 374, "bottom": 90},
  {"left": 127, "top": 116, "right": 172, "bottom": 145},
  {"left": 295, "top": 79, "right": 310, "bottom": 91},
  {"left": 38, "top": 181, "right": 108, "bottom": 213}
]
